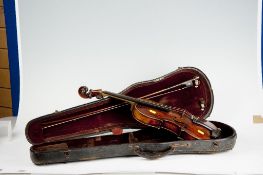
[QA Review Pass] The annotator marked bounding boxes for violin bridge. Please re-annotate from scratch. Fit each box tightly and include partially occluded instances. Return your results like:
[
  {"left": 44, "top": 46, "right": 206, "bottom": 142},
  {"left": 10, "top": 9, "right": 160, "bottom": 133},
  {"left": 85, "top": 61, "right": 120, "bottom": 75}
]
[{"left": 191, "top": 115, "right": 199, "bottom": 122}]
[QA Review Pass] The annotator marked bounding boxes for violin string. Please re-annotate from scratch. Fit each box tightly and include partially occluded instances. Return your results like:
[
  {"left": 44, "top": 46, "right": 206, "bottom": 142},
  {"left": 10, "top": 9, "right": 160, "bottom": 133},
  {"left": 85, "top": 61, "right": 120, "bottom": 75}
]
[
  {"left": 142, "top": 87, "right": 197, "bottom": 121},
  {"left": 42, "top": 77, "right": 197, "bottom": 129}
]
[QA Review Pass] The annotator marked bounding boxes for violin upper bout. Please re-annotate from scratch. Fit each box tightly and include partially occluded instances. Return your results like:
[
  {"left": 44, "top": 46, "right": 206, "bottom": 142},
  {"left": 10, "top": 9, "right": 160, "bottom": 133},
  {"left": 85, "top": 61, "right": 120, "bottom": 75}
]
[{"left": 132, "top": 104, "right": 163, "bottom": 129}]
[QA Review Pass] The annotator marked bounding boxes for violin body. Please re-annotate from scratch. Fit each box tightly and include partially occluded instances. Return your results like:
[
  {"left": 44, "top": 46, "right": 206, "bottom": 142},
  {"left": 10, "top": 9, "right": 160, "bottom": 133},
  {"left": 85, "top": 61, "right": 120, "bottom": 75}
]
[
  {"left": 26, "top": 67, "right": 214, "bottom": 144},
  {"left": 132, "top": 104, "right": 213, "bottom": 140},
  {"left": 77, "top": 88, "right": 220, "bottom": 140}
]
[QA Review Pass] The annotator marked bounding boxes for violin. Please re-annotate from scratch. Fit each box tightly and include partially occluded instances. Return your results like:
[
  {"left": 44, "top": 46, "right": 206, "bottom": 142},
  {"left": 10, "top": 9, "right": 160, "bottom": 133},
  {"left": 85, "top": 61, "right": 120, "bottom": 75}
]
[{"left": 78, "top": 86, "right": 221, "bottom": 140}]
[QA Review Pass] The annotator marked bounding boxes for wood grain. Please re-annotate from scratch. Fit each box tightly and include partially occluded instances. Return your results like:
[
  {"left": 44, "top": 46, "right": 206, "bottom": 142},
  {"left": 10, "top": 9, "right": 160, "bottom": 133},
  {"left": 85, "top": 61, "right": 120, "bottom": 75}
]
[
  {"left": 0, "top": 28, "right": 7, "bottom": 48},
  {"left": 0, "top": 49, "right": 9, "bottom": 68},
  {"left": 0, "top": 88, "right": 12, "bottom": 107},
  {"left": 0, "top": 7, "right": 5, "bottom": 27},
  {"left": 0, "top": 107, "right": 12, "bottom": 117},
  {"left": 0, "top": 69, "right": 10, "bottom": 88}
]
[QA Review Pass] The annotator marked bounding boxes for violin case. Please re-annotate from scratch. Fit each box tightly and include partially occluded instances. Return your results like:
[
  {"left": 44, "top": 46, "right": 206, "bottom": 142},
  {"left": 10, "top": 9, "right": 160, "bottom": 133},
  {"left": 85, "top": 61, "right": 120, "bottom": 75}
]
[{"left": 25, "top": 67, "right": 237, "bottom": 165}]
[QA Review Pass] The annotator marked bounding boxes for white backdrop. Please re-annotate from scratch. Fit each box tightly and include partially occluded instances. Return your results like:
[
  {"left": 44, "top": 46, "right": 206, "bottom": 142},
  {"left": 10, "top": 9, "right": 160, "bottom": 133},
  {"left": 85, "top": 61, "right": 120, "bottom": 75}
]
[{"left": 0, "top": 0, "right": 263, "bottom": 174}]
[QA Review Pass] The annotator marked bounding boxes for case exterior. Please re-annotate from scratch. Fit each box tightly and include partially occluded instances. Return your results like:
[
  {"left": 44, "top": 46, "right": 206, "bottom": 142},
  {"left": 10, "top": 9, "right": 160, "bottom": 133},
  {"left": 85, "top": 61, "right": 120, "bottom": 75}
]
[
  {"left": 30, "top": 121, "right": 236, "bottom": 165},
  {"left": 26, "top": 67, "right": 237, "bottom": 165}
]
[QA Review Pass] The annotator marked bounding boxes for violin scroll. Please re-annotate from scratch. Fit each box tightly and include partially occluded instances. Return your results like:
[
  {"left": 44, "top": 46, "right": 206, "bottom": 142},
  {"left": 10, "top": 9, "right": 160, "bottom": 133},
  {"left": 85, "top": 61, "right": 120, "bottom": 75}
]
[
  {"left": 78, "top": 86, "right": 104, "bottom": 99},
  {"left": 78, "top": 86, "right": 89, "bottom": 98}
]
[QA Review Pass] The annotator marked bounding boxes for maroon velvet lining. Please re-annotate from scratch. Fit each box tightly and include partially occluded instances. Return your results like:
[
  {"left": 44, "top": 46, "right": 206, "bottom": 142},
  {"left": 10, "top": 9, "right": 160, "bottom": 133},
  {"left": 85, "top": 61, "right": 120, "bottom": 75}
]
[{"left": 32, "top": 128, "right": 179, "bottom": 152}]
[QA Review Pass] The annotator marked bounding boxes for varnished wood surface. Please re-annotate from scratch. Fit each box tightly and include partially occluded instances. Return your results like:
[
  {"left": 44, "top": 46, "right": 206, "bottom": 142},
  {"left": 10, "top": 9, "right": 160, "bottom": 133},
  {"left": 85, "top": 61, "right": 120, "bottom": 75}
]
[
  {"left": 0, "top": 6, "right": 5, "bottom": 27},
  {"left": 0, "top": 3, "right": 13, "bottom": 117},
  {"left": 0, "top": 49, "right": 9, "bottom": 68},
  {"left": 0, "top": 28, "right": 7, "bottom": 48},
  {"left": 0, "top": 69, "right": 10, "bottom": 88},
  {"left": 0, "top": 88, "right": 12, "bottom": 108},
  {"left": 0, "top": 107, "right": 12, "bottom": 117}
]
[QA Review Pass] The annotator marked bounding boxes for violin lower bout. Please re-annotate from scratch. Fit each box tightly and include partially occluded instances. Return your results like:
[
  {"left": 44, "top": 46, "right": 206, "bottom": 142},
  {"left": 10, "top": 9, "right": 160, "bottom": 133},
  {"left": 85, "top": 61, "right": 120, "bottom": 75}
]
[{"left": 132, "top": 104, "right": 212, "bottom": 140}]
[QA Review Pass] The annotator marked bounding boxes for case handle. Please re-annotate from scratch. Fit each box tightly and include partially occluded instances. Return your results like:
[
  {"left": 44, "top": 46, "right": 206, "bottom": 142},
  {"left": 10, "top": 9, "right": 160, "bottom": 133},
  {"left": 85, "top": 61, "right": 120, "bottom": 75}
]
[{"left": 131, "top": 144, "right": 176, "bottom": 160}]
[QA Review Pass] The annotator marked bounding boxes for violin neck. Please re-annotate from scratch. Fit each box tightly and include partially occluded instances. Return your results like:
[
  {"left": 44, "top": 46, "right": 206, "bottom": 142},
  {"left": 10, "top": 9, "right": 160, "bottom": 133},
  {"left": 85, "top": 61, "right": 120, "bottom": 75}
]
[{"left": 102, "top": 91, "right": 172, "bottom": 112}]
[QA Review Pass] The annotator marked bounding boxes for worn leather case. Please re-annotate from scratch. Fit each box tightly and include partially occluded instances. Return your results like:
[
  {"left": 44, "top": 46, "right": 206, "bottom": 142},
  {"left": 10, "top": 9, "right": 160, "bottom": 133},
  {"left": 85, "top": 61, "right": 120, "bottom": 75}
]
[{"left": 26, "top": 67, "right": 237, "bottom": 165}]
